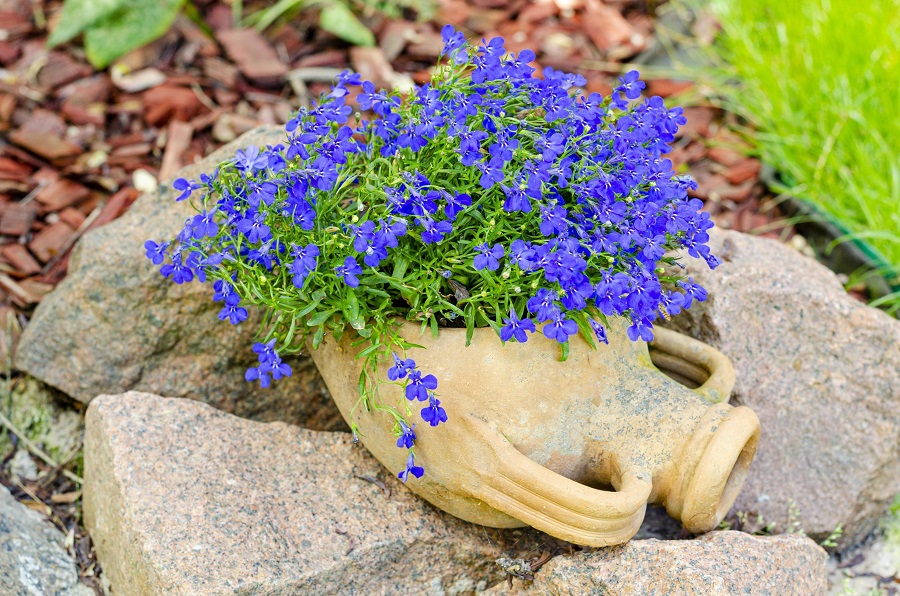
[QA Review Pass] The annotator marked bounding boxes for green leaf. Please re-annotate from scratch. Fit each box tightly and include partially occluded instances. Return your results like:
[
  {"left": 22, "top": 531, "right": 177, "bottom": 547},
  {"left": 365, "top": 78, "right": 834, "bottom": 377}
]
[
  {"left": 47, "top": 0, "right": 121, "bottom": 47},
  {"left": 312, "top": 325, "right": 326, "bottom": 349},
  {"left": 82, "top": 0, "right": 186, "bottom": 68},
  {"left": 307, "top": 309, "right": 336, "bottom": 326},
  {"left": 559, "top": 341, "right": 570, "bottom": 362},
  {"left": 318, "top": 2, "right": 375, "bottom": 47}
]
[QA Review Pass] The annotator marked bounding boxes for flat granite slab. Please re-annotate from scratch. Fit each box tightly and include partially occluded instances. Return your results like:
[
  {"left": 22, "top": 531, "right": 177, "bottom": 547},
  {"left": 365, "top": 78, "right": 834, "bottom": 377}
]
[{"left": 83, "top": 392, "right": 550, "bottom": 595}]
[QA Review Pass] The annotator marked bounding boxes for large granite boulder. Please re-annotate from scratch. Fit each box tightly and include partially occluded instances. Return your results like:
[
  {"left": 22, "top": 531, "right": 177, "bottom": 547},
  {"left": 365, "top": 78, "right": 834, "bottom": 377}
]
[
  {"left": 663, "top": 229, "right": 900, "bottom": 548},
  {"left": 0, "top": 484, "right": 92, "bottom": 595},
  {"left": 14, "top": 127, "right": 344, "bottom": 430},
  {"left": 84, "top": 392, "right": 553, "bottom": 595},
  {"left": 484, "top": 531, "right": 828, "bottom": 595}
]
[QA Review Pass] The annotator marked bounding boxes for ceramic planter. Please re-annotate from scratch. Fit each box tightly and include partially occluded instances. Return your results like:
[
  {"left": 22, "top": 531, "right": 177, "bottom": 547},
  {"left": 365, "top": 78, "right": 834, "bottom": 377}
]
[{"left": 310, "top": 318, "right": 760, "bottom": 547}]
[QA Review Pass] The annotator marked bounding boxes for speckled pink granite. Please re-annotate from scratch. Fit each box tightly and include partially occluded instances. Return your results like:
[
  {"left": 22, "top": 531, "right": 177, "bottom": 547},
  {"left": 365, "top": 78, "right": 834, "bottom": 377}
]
[
  {"left": 83, "top": 392, "right": 554, "bottom": 595},
  {"left": 485, "top": 531, "right": 828, "bottom": 595},
  {"left": 662, "top": 229, "right": 900, "bottom": 548}
]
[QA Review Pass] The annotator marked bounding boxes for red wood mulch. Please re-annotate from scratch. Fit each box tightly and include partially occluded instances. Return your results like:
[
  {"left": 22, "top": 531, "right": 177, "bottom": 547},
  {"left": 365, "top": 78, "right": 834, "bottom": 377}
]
[{"left": 0, "top": 0, "right": 800, "bottom": 347}]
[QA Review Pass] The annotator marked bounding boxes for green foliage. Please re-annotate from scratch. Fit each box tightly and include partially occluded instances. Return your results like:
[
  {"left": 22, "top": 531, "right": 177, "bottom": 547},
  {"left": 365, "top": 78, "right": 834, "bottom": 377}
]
[
  {"left": 705, "top": 0, "right": 900, "bottom": 304},
  {"left": 47, "top": 0, "right": 185, "bottom": 68},
  {"left": 245, "top": 0, "right": 375, "bottom": 46},
  {"left": 319, "top": 2, "right": 375, "bottom": 47}
]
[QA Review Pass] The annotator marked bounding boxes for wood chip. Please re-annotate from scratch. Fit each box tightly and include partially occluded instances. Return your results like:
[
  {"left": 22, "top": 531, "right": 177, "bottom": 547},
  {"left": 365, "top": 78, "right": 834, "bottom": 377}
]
[
  {"left": 87, "top": 188, "right": 140, "bottom": 231},
  {"left": 159, "top": 120, "right": 194, "bottom": 181},
  {"left": 0, "top": 273, "right": 44, "bottom": 306},
  {"left": 36, "top": 52, "right": 93, "bottom": 90},
  {"left": 203, "top": 56, "right": 239, "bottom": 88},
  {"left": 0, "top": 202, "right": 37, "bottom": 236},
  {"left": 707, "top": 146, "right": 746, "bottom": 167},
  {"left": 647, "top": 79, "right": 694, "bottom": 98},
  {"left": 173, "top": 16, "right": 219, "bottom": 57},
  {"left": 143, "top": 85, "right": 207, "bottom": 126},
  {"left": 0, "top": 40, "right": 21, "bottom": 65},
  {"left": 112, "top": 67, "right": 167, "bottom": 93},
  {"left": 50, "top": 491, "right": 82, "bottom": 505},
  {"left": 35, "top": 179, "right": 90, "bottom": 212},
  {"left": 0, "top": 157, "right": 32, "bottom": 181},
  {"left": 679, "top": 107, "right": 717, "bottom": 138},
  {"left": 0, "top": 243, "right": 41, "bottom": 275},
  {"left": 583, "top": 0, "right": 634, "bottom": 51},
  {"left": 58, "top": 207, "right": 86, "bottom": 229},
  {"left": 28, "top": 220, "right": 75, "bottom": 262},
  {"left": 350, "top": 47, "right": 413, "bottom": 92},
  {"left": 724, "top": 158, "right": 762, "bottom": 185},
  {"left": 8, "top": 130, "right": 82, "bottom": 161},
  {"left": 216, "top": 29, "right": 288, "bottom": 87},
  {"left": 0, "top": 304, "right": 21, "bottom": 364}
]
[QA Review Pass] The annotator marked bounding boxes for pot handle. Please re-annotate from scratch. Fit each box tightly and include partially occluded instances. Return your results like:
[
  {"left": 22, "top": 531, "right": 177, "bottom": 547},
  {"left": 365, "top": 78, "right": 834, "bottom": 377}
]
[
  {"left": 466, "top": 416, "right": 652, "bottom": 547},
  {"left": 650, "top": 326, "right": 736, "bottom": 403}
]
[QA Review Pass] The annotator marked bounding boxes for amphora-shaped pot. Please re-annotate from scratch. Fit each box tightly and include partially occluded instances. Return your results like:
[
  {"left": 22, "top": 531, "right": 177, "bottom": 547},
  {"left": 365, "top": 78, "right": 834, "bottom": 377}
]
[{"left": 310, "top": 318, "right": 759, "bottom": 546}]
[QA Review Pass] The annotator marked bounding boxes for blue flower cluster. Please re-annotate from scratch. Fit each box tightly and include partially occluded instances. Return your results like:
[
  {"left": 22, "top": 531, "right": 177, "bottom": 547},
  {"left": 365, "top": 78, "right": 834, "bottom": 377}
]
[{"left": 146, "top": 25, "right": 717, "bottom": 482}]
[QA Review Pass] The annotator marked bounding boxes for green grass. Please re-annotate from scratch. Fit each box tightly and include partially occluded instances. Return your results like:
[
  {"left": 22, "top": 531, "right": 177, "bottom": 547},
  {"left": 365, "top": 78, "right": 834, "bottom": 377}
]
[{"left": 704, "top": 0, "right": 900, "bottom": 302}]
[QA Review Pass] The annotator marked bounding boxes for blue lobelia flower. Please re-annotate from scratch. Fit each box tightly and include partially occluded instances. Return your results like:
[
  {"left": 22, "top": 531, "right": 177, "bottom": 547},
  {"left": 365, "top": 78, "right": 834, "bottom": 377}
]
[
  {"left": 543, "top": 311, "right": 578, "bottom": 343},
  {"left": 443, "top": 192, "right": 472, "bottom": 221},
  {"left": 233, "top": 146, "right": 268, "bottom": 174},
  {"left": 397, "top": 451, "right": 424, "bottom": 482},
  {"left": 236, "top": 211, "right": 271, "bottom": 244},
  {"left": 418, "top": 217, "right": 453, "bottom": 244},
  {"left": 218, "top": 294, "right": 248, "bottom": 325},
  {"left": 627, "top": 317, "right": 655, "bottom": 342},
  {"left": 616, "top": 70, "right": 646, "bottom": 100},
  {"left": 144, "top": 240, "right": 168, "bottom": 265},
  {"left": 334, "top": 256, "right": 363, "bottom": 288},
  {"left": 473, "top": 243, "right": 504, "bottom": 271},
  {"left": 351, "top": 220, "right": 377, "bottom": 252},
  {"left": 172, "top": 178, "right": 202, "bottom": 202},
  {"left": 527, "top": 288, "right": 560, "bottom": 322},
  {"left": 190, "top": 211, "right": 218, "bottom": 239},
  {"left": 160, "top": 252, "right": 193, "bottom": 284},
  {"left": 289, "top": 244, "right": 319, "bottom": 289},
  {"left": 589, "top": 319, "right": 609, "bottom": 344},
  {"left": 500, "top": 308, "right": 537, "bottom": 343},
  {"left": 396, "top": 420, "right": 416, "bottom": 449},
  {"left": 421, "top": 394, "right": 448, "bottom": 427},
  {"left": 440, "top": 24, "right": 467, "bottom": 63},
  {"left": 388, "top": 353, "right": 416, "bottom": 380},
  {"left": 405, "top": 369, "right": 438, "bottom": 401}
]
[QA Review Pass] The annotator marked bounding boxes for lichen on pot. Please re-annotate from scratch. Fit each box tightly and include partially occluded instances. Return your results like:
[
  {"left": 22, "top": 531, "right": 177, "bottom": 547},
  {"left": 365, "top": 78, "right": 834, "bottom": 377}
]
[{"left": 146, "top": 25, "right": 753, "bottom": 545}]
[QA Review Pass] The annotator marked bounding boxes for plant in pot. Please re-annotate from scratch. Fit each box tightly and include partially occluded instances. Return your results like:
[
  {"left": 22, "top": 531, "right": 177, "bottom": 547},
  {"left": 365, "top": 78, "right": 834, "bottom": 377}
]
[{"left": 146, "top": 26, "right": 760, "bottom": 546}]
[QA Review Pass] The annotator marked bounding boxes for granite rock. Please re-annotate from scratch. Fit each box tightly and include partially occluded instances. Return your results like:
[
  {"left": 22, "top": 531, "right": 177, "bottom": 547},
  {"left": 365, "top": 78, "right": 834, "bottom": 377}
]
[
  {"left": 662, "top": 229, "right": 900, "bottom": 547},
  {"left": 84, "top": 392, "right": 554, "bottom": 595},
  {"left": 14, "top": 127, "right": 344, "bottom": 430},
  {"left": 0, "top": 484, "right": 92, "bottom": 595},
  {"left": 485, "top": 531, "right": 828, "bottom": 596}
]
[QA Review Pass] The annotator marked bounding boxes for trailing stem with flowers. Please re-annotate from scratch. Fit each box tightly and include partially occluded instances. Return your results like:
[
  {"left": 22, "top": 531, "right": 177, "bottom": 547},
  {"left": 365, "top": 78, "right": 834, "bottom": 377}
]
[{"left": 146, "top": 25, "right": 718, "bottom": 483}]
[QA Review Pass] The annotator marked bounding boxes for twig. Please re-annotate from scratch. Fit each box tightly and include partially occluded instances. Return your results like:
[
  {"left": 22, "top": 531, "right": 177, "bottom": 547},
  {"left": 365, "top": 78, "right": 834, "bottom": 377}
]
[
  {"left": 286, "top": 67, "right": 344, "bottom": 82},
  {"left": 334, "top": 528, "right": 356, "bottom": 555},
  {"left": 354, "top": 473, "right": 390, "bottom": 497},
  {"left": 19, "top": 179, "right": 49, "bottom": 206},
  {"left": 0, "top": 410, "right": 83, "bottom": 484}
]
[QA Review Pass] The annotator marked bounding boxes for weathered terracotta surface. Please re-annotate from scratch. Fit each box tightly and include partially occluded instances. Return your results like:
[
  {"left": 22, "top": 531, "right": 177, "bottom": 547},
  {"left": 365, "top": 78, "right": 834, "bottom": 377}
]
[
  {"left": 310, "top": 318, "right": 760, "bottom": 546},
  {"left": 484, "top": 531, "right": 828, "bottom": 595},
  {"left": 83, "top": 392, "right": 554, "bottom": 595},
  {"left": 14, "top": 126, "right": 344, "bottom": 430},
  {"left": 663, "top": 229, "right": 900, "bottom": 547}
]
